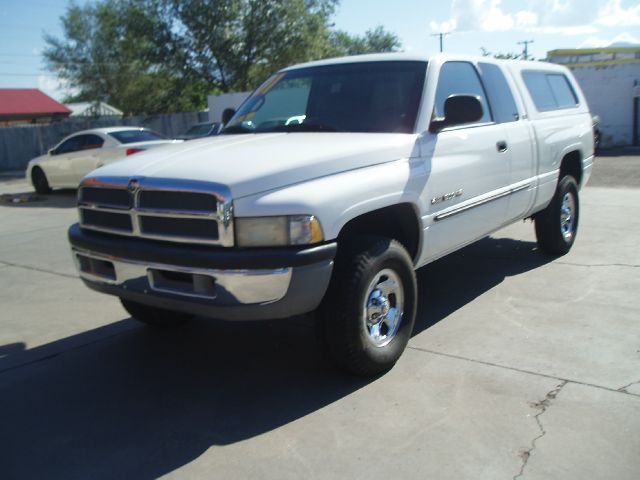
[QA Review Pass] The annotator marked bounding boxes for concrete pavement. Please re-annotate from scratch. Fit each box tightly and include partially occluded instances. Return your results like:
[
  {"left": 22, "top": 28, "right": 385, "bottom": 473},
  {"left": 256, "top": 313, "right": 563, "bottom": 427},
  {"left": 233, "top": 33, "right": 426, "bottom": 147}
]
[{"left": 0, "top": 155, "right": 638, "bottom": 479}]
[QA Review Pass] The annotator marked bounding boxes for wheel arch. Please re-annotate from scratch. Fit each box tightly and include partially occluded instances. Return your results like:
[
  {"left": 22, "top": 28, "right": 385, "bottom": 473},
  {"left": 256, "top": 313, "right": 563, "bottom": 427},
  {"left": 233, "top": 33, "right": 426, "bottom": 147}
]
[
  {"left": 559, "top": 149, "right": 583, "bottom": 186},
  {"left": 336, "top": 203, "right": 422, "bottom": 264}
]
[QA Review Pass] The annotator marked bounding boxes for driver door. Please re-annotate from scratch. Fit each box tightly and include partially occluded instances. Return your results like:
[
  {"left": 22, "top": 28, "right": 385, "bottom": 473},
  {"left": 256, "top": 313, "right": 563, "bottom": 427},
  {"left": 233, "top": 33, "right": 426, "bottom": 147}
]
[{"left": 417, "top": 61, "right": 512, "bottom": 263}]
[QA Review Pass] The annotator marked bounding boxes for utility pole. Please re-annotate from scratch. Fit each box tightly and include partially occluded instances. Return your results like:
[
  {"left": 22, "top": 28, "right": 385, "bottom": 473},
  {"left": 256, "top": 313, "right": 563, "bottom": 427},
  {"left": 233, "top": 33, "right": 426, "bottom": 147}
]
[
  {"left": 517, "top": 39, "right": 534, "bottom": 60},
  {"left": 431, "top": 32, "right": 450, "bottom": 53}
]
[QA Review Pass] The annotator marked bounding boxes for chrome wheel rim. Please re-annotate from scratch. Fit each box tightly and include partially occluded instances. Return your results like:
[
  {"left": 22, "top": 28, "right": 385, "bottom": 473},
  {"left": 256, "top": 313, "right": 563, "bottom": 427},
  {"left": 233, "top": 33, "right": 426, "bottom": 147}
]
[
  {"left": 363, "top": 269, "right": 404, "bottom": 348},
  {"left": 560, "top": 192, "right": 576, "bottom": 241}
]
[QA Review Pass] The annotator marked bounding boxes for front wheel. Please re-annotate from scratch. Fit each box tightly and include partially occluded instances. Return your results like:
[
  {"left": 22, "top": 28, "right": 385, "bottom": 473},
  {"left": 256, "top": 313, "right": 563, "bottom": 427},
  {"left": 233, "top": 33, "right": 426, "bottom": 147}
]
[
  {"left": 120, "top": 299, "right": 193, "bottom": 327},
  {"left": 319, "top": 237, "right": 417, "bottom": 376},
  {"left": 535, "top": 175, "right": 579, "bottom": 255},
  {"left": 31, "top": 167, "right": 51, "bottom": 194}
]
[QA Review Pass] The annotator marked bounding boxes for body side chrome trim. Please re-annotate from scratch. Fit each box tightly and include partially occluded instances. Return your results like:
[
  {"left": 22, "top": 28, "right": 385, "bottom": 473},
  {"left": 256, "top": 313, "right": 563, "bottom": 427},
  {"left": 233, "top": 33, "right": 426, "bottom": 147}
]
[{"left": 433, "top": 182, "right": 531, "bottom": 222}]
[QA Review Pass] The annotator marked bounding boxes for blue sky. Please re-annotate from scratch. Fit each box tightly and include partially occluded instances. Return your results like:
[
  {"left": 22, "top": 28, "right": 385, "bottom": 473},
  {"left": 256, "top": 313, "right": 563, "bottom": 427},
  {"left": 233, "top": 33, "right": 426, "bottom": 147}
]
[{"left": 1, "top": 0, "right": 639, "bottom": 101}]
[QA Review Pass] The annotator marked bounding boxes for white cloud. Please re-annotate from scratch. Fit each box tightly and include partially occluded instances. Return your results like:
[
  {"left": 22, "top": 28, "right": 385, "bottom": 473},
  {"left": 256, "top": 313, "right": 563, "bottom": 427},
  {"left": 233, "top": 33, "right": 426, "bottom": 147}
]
[
  {"left": 579, "top": 31, "right": 640, "bottom": 48},
  {"left": 529, "top": 25, "right": 600, "bottom": 35},
  {"left": 37, "top": 75, "right": 73, "bottom": 101},
  {"left": 434, "top": 0, "right": 640, "bottom": 34},
  {"left": 598, "top": 0, "right": 640, "bottom": 27},
  {"left": 429, "top": 19, "right": 457, "bottom": 33}
]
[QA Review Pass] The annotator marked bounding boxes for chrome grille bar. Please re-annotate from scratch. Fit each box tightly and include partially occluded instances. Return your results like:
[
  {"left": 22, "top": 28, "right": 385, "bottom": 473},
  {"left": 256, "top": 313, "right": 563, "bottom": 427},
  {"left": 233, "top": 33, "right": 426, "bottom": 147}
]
[{"left": 78, "top": 176, "right": 234, "bottom": 246}]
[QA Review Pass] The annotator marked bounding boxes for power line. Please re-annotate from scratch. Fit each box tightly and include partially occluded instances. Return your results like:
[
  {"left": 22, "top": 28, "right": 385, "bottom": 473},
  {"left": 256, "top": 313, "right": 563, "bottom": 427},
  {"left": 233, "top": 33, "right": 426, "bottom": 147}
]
[
  {"left": 517, "top": 39, "right": 534, "bottom": 60},
  {"left": 0, "top": 73, "right": 52, "bottom": 77},
  {"left": 431, "top": 32, "right": 450, "bottom": 53}
]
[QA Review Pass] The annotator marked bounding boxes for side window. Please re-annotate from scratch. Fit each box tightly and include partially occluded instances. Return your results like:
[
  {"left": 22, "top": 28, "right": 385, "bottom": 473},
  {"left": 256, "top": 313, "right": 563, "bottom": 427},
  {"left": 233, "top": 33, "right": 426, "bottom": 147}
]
[
  {"left": 80, "top": 134, "right": 105, "bottom": 150},
  {"left": 547, "top": 74, "right": 578, "bottom": 108},
  {"left": 55, "top": 136, "right": 84, "bottom": 155},
  {"left": 479, "top": 63, "right": 520, "bottom": 123},
  {"left": 434, "top": 61, "right": 492, "bottom": 124},
  {"left": 522, "top": 71, "right": 578, "bottom": 111}
]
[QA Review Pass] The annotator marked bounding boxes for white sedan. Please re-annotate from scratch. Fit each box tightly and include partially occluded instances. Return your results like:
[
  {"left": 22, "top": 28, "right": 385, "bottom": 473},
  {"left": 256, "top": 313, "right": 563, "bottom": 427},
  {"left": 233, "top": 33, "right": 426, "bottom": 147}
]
[{"left": 26, "top": 127, "right": 181, "bottom": 193}]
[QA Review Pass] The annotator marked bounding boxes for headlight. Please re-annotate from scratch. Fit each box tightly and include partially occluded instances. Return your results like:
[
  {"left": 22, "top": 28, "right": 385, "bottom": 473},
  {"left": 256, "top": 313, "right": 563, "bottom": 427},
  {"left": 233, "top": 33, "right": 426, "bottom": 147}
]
[{"left": 235, "top": 215, "right": 324, "bottom": 247}]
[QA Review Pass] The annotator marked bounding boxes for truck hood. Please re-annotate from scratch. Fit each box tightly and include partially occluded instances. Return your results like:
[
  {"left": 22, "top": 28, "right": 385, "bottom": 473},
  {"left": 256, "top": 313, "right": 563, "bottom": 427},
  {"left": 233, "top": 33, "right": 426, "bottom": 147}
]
[{"left": 88, "top": 133, "right": 419, "bottom": 198}]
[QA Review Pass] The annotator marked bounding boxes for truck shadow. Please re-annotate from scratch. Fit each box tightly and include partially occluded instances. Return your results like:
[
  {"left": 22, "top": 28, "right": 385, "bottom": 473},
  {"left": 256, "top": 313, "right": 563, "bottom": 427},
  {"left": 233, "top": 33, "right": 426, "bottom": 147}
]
[
  {"left": 414, "top": 236, "right": 554, "bottom": 333},
  {"left": 0, "top": 236, "right": 553, "bottom": 479}
]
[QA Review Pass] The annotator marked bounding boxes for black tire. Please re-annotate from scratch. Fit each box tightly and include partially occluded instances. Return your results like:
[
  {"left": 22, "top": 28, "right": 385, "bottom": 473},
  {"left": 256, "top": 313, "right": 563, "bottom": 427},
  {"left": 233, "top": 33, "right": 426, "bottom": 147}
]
[
  {"left": 535, "top": 175, "right": 579, "bottom": 255},
  {"left": 120, "top": 298, "right": 193, "bottom": 327},
  {"left": 319, "top": 237, "right": 417, "bottom": 376},
  {"left": 31, "top": 167, "right": 51, "bottom": 194}
]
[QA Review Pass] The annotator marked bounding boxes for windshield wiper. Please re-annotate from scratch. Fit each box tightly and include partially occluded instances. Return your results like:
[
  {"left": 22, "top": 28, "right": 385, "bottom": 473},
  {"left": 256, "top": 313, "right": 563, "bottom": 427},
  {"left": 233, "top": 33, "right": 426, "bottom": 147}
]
[{"left": 272, "top": 123, "right": 338, "bottom": 133}]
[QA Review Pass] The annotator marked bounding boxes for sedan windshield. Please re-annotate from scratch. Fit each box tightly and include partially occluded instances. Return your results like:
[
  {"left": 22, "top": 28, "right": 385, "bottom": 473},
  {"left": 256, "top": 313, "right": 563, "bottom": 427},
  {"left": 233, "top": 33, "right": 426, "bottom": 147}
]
[
  {"left": 223, "top": 61, "right": 427, "bottom": 134},
  {"left": 108, "top": 130, "right": 166, "bottom": 144}
]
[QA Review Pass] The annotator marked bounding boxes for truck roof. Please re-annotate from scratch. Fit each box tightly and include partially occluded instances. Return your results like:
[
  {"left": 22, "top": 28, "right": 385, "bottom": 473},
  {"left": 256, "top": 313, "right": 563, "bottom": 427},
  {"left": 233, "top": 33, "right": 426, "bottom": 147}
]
[{"left": 282, "top": 52, "right": 569, "bottom": 73}]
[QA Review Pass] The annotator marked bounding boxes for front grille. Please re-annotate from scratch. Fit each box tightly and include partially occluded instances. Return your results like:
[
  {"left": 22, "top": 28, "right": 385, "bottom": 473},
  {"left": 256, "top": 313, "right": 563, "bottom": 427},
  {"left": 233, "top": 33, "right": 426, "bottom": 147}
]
[
  {"left": 79, "top": 187, "right": 130, "bottom": 209},
  {"left": 139, "top": 190, "right": 217, "bottom": 212},
  {"left": 140, "top": 216, "right": 219, "bottom": 240},
  {"left": 81, "top": 209, "right": 133, "bottom": 233},
  {"left": 78, "top": 178, "right": 234, "bottom": 246}
]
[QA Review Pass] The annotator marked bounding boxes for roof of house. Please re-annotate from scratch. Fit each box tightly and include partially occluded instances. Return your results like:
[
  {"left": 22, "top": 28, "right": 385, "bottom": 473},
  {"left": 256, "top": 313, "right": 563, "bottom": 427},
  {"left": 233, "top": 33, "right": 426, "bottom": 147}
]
[
  {"left": 66, "top": 101, "right": 123, "bottom": 117},
  {"left": 0, "top": 89, "right": 71, "bottom": 116}
]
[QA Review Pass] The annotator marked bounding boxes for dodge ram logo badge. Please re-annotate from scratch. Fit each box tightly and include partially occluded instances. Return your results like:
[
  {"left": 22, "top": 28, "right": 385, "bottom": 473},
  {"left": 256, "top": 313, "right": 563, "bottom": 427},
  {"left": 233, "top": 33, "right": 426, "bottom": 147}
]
[{"left": 127, "top": 179, "right": 140, "bottom": 193}]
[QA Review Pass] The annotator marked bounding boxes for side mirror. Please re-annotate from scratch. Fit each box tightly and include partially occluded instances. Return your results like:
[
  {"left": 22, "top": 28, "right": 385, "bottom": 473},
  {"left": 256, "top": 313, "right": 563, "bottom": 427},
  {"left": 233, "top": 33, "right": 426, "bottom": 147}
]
[
  {"left": 48, "top": 148, "right": 55, "bottom": 156},
  {"left": 429, "top": 94, "right": 484, "bottom": 133}
]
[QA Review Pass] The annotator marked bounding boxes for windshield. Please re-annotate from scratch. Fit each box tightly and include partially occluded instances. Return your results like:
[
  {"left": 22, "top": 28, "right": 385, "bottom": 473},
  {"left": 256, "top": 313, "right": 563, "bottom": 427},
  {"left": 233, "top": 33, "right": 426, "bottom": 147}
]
[
  {"left": 223, "top": 61, "right": 427, "bottom": 134},
  {"left": 108, "top": 130, "right": 166, "bottom": 144}
]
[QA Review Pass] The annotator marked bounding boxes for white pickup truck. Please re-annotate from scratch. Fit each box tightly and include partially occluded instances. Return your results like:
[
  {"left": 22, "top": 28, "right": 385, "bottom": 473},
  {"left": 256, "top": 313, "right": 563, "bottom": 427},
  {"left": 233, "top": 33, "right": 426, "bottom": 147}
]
[{"left": 68, "top": 53, "right": 594, "bottom": 376}]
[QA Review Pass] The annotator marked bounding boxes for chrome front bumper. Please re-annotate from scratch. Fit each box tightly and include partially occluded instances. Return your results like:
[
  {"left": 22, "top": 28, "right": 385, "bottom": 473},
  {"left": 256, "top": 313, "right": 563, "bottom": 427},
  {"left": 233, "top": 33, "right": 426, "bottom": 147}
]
[
  {"left": 68, "top": 224, "right": 336, "bottom": 321},
  {"left": 73, "top": 248, "right": 293, "bottom": 305}
]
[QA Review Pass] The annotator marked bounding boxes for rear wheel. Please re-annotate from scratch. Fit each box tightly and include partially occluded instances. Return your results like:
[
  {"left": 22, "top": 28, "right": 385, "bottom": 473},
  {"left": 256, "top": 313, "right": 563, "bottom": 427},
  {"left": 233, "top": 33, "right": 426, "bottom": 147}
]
[
  {"left": 31, "top": 167, "right": 51, "bottom": 194},
  {"left": 120, "top": 298, "right": 193, "bottom": 327},
  {"left": 319, "top": 237, "right": 417, "bottom": 376},
  {"left": 535, "top": 175, "right": 579, "bottom": 255}
]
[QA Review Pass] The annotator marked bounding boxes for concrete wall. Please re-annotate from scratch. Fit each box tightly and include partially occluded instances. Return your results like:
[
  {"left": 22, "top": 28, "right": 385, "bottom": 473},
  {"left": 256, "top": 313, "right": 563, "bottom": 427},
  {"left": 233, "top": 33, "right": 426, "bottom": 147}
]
[
  {"left": 207, "top": 92, "right": 251, "bottom": 123},
  {"left": 0, "top": 112, "right": 201, "bottom": 172},
  {"left": 570, "top": 63, "right": 640, "bottom": 147}
]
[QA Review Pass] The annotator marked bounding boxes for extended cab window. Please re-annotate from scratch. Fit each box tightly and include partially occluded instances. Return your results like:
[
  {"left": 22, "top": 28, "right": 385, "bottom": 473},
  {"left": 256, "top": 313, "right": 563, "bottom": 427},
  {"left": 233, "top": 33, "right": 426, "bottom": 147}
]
[
  {"left": 522, "top": 71, "right": 578, "bottom": 111},
  {"left": 479, "top": 63, "right": 519, "bottom": 123},
  {"left": 224, "top": 61, "right": 427, "bottom": 134},
  {"left": 434, "top": 62, "right": 492, "bottom": 124}
]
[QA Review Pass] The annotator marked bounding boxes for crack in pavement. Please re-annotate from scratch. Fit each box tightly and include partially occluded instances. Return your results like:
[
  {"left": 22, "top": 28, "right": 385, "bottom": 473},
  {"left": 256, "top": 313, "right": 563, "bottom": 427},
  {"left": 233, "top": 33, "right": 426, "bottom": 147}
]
[
  {"left": 408, "top": 347, "right": 640, "bottom": 398},
  {"left": 555, "top": 261, "right": 640, "bottom": 268},
  {"left": 514, "top": 380, "right": 568, "bottom": 480},
  {"left": 618, "top": 379, "right": 640, "bottom": 393},
  {"left": 0, "top": 260, "right": 78, "bottom": 279}
]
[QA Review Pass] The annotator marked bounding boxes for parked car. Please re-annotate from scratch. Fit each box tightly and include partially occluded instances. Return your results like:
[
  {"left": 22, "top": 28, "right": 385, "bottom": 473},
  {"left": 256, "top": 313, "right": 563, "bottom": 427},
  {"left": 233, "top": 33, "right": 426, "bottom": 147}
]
[
  {"left": 26, "top": 127, "right": 180, "bottom": 193},
  {"left": 177, "top": 122, "right": 221, "bottom": 140},
  {"left": 68, "top": 53, "right": 594, "bottom": 376}
]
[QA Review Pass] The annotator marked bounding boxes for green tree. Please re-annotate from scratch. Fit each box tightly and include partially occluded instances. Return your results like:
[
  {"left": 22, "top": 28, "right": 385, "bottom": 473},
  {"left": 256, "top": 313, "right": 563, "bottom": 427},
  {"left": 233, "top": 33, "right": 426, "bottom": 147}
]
[
  {"left": 44, "top": 0, "right": 207, "bottom": 115},
  {"left": 171, "top": 0, "right": 339, "bottom": 92},
  {"left": 329, "top": 26, "right": 402, "bottom": 56},
  {"left": 480, "top": 47, "right": 538, "bottom": 61},
  {"left": 44, "top": 0, "right": 403, "bottom": 114}
]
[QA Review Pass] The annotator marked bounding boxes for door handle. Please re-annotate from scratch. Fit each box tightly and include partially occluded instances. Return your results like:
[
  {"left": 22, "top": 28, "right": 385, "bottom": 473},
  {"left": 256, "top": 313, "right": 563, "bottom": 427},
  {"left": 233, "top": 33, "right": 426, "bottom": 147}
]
[{"left": 496, "top": 141, "right": 508, "bottom": 153}]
